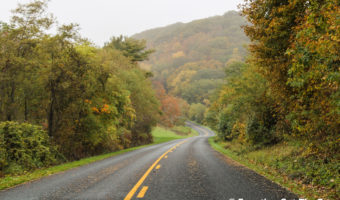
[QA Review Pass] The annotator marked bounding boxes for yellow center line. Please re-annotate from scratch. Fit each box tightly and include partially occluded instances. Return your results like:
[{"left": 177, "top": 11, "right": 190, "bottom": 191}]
[
  {"left": 136, "top": 186, "right": 148, "bottom": 198},
  {"left": 164, "top": 155, "right": 168, "bottom": 159},
  {"left": 155, "top": 164, "right": 161, "bottom": 170},
  {"left": 124, "top": 140, "right": 187, "bottom": 200}
]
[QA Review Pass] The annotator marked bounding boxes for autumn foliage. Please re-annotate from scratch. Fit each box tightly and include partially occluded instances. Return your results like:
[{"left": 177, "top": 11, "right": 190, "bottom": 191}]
[
  {"left": 205, "top": 1, "right": 339, "bottom": 197},
  {"left": 240, "top": 0, "right": 339, "bottom": 156},
  {"left": 154, "top": 81, "right": 182, "bottom": 127},
  {"left": 0, "top": 1, "right": 159, "bottom": 161}
]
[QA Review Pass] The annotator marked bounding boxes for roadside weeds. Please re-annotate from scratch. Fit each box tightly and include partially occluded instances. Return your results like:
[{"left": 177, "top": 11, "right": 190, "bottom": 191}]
[
  {"left": 0, "top": 126, "right": 197, "bottom": 190},
  {"left": 208, "top": 137, "right": 338, "bottom": 200}
]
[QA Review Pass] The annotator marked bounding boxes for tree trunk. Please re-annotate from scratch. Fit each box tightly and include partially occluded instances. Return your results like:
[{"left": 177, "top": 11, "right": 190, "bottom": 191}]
[
  {"left": 48, "top": 80, "right": 55, "bottom": 137},
  {"left": 24, "top": 96, "right": 28, "bottom": 121}
]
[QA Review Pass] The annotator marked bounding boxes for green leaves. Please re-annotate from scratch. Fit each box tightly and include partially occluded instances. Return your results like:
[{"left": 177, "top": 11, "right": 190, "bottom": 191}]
[
  {"left": 0, "top": 121, "right": 58, "bottom": 175},
  {"left": 239, "top": 0, "right": 339, "bottom": 158},
  {"left": 0, "top": 0, "right": 159, "bottom": 162},
  {"left": 205, "top": 61, "right": 280, "bottom": 146},
  {"left": 104, "top": 35, "right": 154, "bottom": 62},
  {"left": 188, "top": 103, "right": 206, "bottom": 124}
]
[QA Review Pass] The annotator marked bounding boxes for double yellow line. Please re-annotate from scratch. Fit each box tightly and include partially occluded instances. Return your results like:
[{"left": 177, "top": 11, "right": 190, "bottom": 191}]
[{"left": 124, "top": 140, "right": 187, "bottom": 200}]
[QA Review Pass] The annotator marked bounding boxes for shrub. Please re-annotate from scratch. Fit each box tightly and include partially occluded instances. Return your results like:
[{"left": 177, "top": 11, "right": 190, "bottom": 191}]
[
  {"left": 246, "top": 108, "right": 281, "bottom": 147},
  {"left": 0, "top": 121, "right": 59, "bottom": 175},
  {"left": 217, "top": 106, "right": 237, "bottom": 141}
]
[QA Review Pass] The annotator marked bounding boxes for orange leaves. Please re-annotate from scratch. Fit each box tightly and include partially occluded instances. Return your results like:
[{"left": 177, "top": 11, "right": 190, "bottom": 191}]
[
  {"left": 154, "top": 81, "right": 182, "bottom": 127},
  {"left": 160, "top": 95, "right": 181, "bottom": 127},
  {"left": 91, "top": 104, "right": 111, "bottom": 114},
  {"left": 86, "top": 99, "right": 111, "bottom": 115},
  {"left": 84, "top": 99, "right": 92, "bottom": 104},
  {"left": 100, "top": 104, "right": 110, "bottom": 114},
  {"left": 91, "top": 107, "right": 99, "bottom": 113}
]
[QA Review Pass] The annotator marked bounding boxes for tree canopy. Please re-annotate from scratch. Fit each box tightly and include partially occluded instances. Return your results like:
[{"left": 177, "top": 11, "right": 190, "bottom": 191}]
[{"left": 0, "top": 0, "right": 159, "bottom": 160}]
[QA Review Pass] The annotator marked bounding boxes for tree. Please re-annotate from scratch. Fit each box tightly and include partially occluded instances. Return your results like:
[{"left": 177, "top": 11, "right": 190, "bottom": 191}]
[
  {"left": 0, "top": 0, "right": 161, "bottom": 160},
  {"left": 188, "top": 103, "right": 206, "bottom": 123},
  {"left": 0, "top": 0, "right": 53, "bottom": 121},
  {"left": 119, "top": 68, "right": 160, "bottom": 145},
  {"left": 286, "top": 0, "right": 339, "bottom": 156},
  {"left": 205, "top": 61, "right": 280, "bottom": 145},
  {"left": 241, "top": 0, "right": 339, "bottom": 156},
  {"left": 104, "top": 35, "right": 154, "bottom": 62},
  {"left": 166, "top": 60, "right": 224, "bottom": 104},
  {"left": 241, "top": 0, "right": 307, "bottom": 133}
]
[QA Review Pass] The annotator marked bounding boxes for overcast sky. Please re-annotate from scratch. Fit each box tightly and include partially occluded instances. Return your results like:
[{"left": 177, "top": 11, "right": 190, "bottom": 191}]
[{"left": 1, "top": 0, "right": 244, "bottom": 46}]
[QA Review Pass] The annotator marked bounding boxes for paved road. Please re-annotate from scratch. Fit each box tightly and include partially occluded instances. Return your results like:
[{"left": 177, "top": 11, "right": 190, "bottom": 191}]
[{"left": 0, "top": 122, "right": 298, "bottom": 200}]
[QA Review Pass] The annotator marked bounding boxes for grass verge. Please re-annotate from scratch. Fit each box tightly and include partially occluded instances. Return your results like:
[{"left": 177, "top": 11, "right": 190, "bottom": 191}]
[
  {"left": 209, "top": 137, "right": 338, "bottom": 200},
  {"left": 0, "top": 125, "right": 197, "bottom": 190},
  {"left": 0, "top": 144, "right": 152, "bottom": 190},
  {"left": 152, "top": 126, "right": 198, "bottom": 144}
]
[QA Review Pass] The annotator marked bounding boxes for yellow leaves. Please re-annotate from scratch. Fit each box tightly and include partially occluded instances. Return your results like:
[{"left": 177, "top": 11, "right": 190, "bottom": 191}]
[
  {"left": 75, "top": 43, "right": 98, "bottom": 58},
  {"left": 330, "top": 35, "right": 338, "bottom": 42},
  {"left": 172, "top": 51, "right": 185, "bottom": 58}
]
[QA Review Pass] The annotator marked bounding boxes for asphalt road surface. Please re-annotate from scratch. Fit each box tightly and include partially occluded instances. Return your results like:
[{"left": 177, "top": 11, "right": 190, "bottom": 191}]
[{"left": 0, "top": 122, "right": 298, "bottom": 200}]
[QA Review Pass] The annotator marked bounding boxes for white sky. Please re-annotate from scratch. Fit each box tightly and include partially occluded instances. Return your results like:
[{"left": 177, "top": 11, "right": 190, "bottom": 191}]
[{"left": 1, "top": 0, "right": 244, "bottom": 46}]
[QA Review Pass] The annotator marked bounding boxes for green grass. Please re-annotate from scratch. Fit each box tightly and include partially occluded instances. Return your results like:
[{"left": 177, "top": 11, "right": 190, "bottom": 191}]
[
  {"left": 171, "top": 126, "right": 192, "bottom": 134},
  {"left": 0, "top": 125, "right": 197, "bottom": 190},
  {"left": 209, "top": 137, "right": 338, "bottom": 200},
  {"left": 152, "top": 126, "right": 198, "bottom": 144},
  {"left": 0, "top": 144, "right": 152, "bottom": 190}
]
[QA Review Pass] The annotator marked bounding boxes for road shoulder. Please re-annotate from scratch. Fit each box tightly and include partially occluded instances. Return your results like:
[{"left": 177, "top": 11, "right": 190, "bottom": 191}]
[{"left": 208, "top": 137, "right": 308, "bottom": 199}]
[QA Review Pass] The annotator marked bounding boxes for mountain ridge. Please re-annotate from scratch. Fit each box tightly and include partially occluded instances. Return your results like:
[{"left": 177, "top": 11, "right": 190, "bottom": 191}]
[{"left": 132, "top": 10, "right": 249, "bottom": 105}]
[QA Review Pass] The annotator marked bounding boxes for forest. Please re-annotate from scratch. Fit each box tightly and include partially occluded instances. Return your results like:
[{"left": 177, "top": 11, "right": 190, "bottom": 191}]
[
  {"left": 208, "top": 0, "right": 339, "bottom": 169},
  {"left": 136, "top": 0, "right": 339, "bottom": 198},
  {"left": 0, "top": 1, "right": 160, "bottom": 175},
  {"left": 133, "top": 11, "right": 249, "bottom": 124},
  {"left": 0, "top": 0, "right": 338, "bottom": 198},
  {"left": 134, "top": 0, "right": 339, "bottom": 164}
]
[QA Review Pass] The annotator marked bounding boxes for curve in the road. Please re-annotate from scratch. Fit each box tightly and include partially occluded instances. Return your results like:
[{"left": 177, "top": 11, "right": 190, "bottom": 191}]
[{"left": 0, "top": 123, "right": 298, "bottom": 200}]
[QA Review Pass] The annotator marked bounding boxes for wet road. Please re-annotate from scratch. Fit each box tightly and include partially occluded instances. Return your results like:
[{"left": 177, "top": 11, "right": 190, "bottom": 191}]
[{"left": 0, "top": 122, "right": 298, "bottom": 200}]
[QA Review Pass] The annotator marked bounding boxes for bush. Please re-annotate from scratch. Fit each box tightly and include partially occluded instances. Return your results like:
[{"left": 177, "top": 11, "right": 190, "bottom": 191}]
[
  {"left": 217, "top": 105, "right": 242, "bottom": 141},
  {"left": 0, "top": 121, "right": 59, "bottom": 175},
  {"left": 246, "top": 108, "right": 281, "bottom": 147},
  {"left": 217, "top": 110, "right": 234, "bottom": 141}
]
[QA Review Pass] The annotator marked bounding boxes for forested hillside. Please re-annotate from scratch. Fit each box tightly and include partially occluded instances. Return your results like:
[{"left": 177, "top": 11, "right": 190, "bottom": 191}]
[
  {"left": 0, "top": 0, "right": 338, "bottom": 198},
  {"left": 133, "top": 11, "right": 249, "bottom": 106},
  {"left": 135, "top": 1, "right": 339, "bottom": 198}
]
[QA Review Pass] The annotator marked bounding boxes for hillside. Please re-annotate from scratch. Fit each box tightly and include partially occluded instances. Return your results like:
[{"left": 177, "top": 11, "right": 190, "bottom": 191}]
[{"left": 133, "top": 11, "right": 249, "bottom": 104}]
